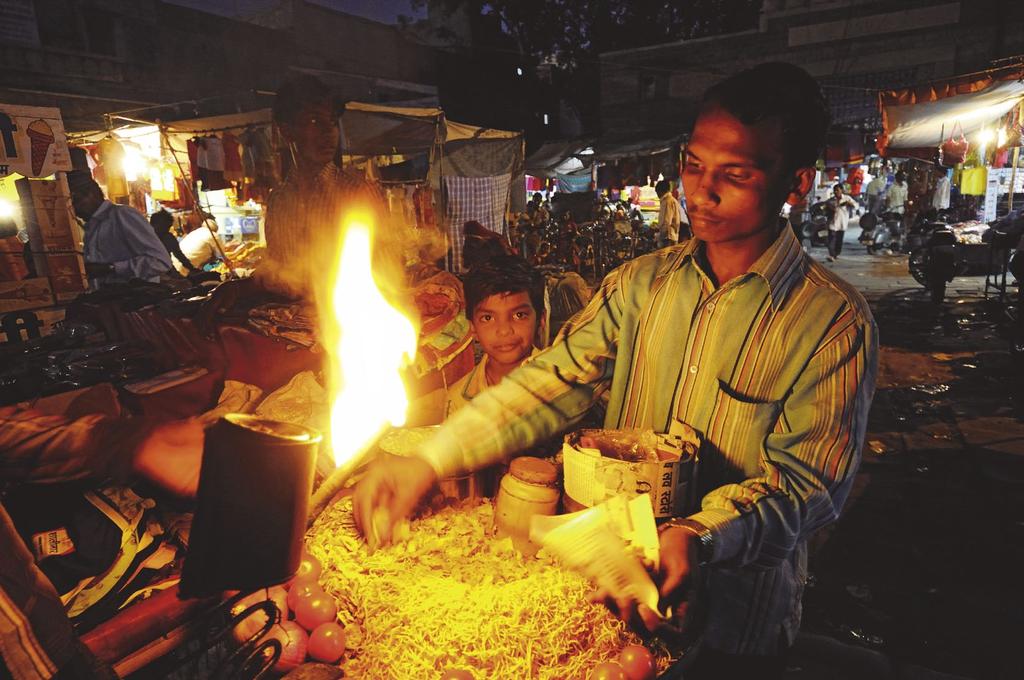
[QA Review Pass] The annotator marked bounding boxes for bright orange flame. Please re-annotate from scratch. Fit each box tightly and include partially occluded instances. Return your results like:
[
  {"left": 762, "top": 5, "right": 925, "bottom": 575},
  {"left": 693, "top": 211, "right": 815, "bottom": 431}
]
[{"left": 323, "top": 215, "right": 417, "bottom": 468}]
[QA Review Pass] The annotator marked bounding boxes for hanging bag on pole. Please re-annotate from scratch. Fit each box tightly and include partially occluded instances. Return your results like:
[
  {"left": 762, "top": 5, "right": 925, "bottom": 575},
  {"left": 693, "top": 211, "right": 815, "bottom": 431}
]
[{"left": 939, "top": 121, "right": 969, "bottom": 167}]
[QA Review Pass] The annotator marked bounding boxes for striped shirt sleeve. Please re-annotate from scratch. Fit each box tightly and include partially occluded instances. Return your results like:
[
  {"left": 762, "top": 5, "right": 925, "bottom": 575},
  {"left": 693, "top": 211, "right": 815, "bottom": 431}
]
[
  {"left": 418, "top": 262, "right": 630, "bottom": 479},
  {"left": 688, "top": 305, "right": 878, "bottom": 567}
]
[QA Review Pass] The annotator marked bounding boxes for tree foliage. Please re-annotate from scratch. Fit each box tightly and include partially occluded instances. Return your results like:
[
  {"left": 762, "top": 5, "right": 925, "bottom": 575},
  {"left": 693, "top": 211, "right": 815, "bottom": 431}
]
[{"left": 412, "top": 0, "right": 762, "bottom": 70}]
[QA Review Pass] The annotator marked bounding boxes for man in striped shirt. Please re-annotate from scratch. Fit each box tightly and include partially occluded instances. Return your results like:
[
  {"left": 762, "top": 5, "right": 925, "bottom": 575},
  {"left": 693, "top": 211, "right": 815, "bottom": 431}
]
[
  {"left": 199, "top": 75, "right": 382, "bottom": 318},
  {"left": 354, "top": 62, "right": 878, "bottom": 678}
]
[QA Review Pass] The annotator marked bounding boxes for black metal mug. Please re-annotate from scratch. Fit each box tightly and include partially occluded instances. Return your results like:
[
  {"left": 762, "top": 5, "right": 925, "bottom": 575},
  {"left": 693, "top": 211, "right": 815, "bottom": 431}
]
[{"left": 180, "top": 414, "right": 321, "bottom": 598}]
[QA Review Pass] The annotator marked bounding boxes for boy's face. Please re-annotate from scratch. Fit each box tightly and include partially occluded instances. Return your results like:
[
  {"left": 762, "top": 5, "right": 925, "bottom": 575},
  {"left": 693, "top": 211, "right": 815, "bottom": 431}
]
[
  {"left": 683, "top": 105, "right": 814, "bottom": 246},
  {"left": 470, "top": 291, "right": 537, "bottom": 367}
]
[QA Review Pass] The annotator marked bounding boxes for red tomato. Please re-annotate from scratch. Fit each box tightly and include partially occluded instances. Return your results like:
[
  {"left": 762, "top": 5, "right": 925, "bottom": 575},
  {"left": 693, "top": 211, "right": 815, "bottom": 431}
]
[
  {"left": 294, "top": 590, "right": 338, "bottom": 631},
  {"left": 229, "top": 586, "right": 287, "bottom": 645},
  {"left": 295, "top": 548, "right": 323, "bottom": 582},
  {"left": 440, "top": 671, "right": 475, "bottom": 680},
  {"left": 590, "top": 662, "right": 627, "bottom": 680},
  {"left": 286, "top": 580, "right": 323, "bottom": 612},
  {"left": 618, "top": 644, "right": 656, "bottom": 680},
  {"left": 307, "top": 621, "right": 347, "bottom": 663},
  {"left": 265, "top": 620, "right": 307, "bottom": 673}
]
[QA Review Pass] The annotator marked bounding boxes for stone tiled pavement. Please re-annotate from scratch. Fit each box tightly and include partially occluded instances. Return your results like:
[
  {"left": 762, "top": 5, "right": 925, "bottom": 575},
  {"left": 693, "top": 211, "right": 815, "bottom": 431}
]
[{"left": 780, "top": 229, "right": 1022, "bottom": 680}]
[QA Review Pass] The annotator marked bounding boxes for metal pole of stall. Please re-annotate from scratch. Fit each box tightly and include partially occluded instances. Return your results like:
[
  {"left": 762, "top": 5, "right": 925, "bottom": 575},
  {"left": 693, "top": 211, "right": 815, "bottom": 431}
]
[
  {"left": 159, "top": 126, "right": 237, "bottom": 277},
  {"left": 1009, "top": 105, "right": 1022, "bottom": 213}
]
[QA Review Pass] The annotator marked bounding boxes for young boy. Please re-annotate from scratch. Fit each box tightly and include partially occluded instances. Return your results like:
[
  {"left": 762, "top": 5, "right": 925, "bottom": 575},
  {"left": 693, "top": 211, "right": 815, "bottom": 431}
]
[{"left": 406, "top": 255, "right": 545, "bottom": 424}]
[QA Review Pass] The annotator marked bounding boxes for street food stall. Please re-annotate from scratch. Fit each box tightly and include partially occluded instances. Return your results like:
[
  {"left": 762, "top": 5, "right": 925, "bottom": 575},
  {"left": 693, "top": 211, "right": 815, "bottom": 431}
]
[
  {"left": 2, "top": 97, "right": 690, "bottom": 680},
  {"left": 70, "top": 211, "right": 695, "bottom": 679}
]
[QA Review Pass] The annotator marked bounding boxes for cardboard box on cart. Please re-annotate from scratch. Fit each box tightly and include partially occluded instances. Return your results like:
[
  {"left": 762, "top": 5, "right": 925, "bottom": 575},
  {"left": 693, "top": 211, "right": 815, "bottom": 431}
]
[
  {"left": 16, "top": 174, "right": 88, "bottom": 302},
  {"left": 562, "top": 423, "right": 701, "bottom": 519}
]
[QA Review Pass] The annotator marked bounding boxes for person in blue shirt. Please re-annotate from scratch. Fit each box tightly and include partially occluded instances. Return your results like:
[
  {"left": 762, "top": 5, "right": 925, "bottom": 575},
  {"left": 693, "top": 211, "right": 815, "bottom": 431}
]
[{"left": 68, "top": 172, "right": 171, "bottom": 289}]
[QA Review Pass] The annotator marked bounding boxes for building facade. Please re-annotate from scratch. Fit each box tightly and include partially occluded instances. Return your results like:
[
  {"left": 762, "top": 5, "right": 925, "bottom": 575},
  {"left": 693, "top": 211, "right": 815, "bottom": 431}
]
[
  {"left": 599, "top": 0, "right": 1024, "bottom": 141},
  {"left": 0, "top": 0, "right": 439, "bottom": 131}
]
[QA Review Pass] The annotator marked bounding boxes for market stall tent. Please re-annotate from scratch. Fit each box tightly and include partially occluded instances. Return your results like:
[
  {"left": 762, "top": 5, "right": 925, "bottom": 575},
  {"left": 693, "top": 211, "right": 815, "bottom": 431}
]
[
  {"left": 340, "top": 102, "right": 525, "bottom": 272},
  {"left": 525, "top": 140, "right": 594, "bottom": 178},
  {"left": 594, "top": 134, "right": 685, "bottom": 189},
  {"left": 878, "top": 64, "right": 1024, "bottom": 159}
]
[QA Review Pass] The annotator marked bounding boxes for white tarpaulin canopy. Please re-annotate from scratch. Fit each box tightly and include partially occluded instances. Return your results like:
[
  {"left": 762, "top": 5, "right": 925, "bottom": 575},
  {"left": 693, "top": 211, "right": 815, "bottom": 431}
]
[
  {"left": 341, "top": 102, "right": 520, "bottom": 156},
  {"left": 879, "top": 66, "right": 1024, "bottom": 154}
]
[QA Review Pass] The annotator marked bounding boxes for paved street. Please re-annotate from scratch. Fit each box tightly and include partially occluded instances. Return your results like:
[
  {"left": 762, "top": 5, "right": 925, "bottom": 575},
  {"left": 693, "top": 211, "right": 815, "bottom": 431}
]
[{"left": 785, "top": 228, "right": 1023, "bottom": 680}]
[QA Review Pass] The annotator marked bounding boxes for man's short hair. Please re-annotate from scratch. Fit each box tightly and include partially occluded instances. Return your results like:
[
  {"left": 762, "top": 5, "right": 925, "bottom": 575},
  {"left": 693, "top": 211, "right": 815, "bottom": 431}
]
[
  {"left": 833, "top": 183, "right": 844, "bottom": 192},
  {"left": 701, "top": 62, "right": 830, "bottom": 171},
  {"left": 66, "top": 170, "right": 102, "bottom": 198},
  {"left": 272, "top": 74, "right": 334, "bottom": 127},
  {"left": 150, "top": 209, "right": 173, "bottom": 230},
  {"left": 463, "top": 255, "right": 545, "bottom": 320},
  {"left": 655, "top": 179, "right": 671, "bottom": 197}
]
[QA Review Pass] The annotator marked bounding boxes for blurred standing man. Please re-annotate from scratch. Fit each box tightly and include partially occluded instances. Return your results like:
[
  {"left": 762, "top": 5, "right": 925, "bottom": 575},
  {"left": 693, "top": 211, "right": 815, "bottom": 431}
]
[
  {"left": 886, "top": 171, "right": 908, "bottom": 215},
  {"left": 865, "top": 171, "right": 887, "bottom": 215},
  {"left": 201, "top": 75, "right": 381, "bottom": 318},
  {"left": 68, "top": 173, "right": 172, "bottom": 289},
  {"left": 352, "top": 63, "right": 878, "bottom": 679},
  {"left": 656, "top": 179, "right": 686, "bottom": 246}
]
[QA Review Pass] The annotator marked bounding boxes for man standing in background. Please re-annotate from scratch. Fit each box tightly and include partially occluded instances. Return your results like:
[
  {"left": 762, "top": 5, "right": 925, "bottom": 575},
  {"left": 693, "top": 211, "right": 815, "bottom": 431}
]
[
  {"left": 656, "top": 179, "right": 687, "bottom": 246},
  {"left": 68, "top": 173, "right": 171, "bottom": 289}
]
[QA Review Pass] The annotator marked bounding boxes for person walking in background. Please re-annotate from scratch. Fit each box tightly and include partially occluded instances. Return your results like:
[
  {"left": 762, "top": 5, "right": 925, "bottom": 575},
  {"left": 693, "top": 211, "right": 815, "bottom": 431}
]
[{"left": 825, "top": 183, "right": 858, "bottom": 262}]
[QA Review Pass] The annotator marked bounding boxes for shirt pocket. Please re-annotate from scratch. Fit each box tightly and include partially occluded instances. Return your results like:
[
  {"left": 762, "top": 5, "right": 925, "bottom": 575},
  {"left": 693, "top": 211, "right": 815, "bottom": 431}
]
[{"left": 704, "top": 379, "right": 784, "bottom": 480}]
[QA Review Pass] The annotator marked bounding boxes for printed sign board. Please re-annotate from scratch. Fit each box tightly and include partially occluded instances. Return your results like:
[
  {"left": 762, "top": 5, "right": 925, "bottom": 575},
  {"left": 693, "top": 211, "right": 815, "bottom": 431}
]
[{"left": 0, "top": 104, "right": 73, "bottom": 178}]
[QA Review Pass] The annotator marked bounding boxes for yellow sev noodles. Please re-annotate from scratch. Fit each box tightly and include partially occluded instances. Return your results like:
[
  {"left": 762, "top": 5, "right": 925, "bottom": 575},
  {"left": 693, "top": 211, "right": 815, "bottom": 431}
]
[{"left": 307, "top": 498, "right": 676, "bottom": 679}]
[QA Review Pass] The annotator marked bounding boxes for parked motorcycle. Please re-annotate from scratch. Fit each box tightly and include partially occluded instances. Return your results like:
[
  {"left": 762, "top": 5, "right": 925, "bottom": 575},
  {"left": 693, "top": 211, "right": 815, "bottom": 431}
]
[
  {"left": 866, "top": 211, "right": 905, "bottom": 254},
  {"left": 797, "top": 201, "right": 830, "bottom": 249},
  {"left": 858, "top": 212, "right": 878, "bottom": 245},
  {"left": 908, "top": 223, "right": 963, "bottom": 302}
]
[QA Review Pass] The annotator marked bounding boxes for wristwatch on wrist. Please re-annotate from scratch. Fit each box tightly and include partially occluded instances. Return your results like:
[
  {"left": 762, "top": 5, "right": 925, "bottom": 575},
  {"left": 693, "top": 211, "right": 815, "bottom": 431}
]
[{"left": 659, "top": 517, "right": 714, "bottom": 565}]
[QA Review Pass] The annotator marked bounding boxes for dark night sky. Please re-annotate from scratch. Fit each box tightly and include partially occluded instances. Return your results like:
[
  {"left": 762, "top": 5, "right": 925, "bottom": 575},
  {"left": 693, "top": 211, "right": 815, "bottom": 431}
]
[{"left": 165, "top": 0, "right": 425, "bottom": 25}]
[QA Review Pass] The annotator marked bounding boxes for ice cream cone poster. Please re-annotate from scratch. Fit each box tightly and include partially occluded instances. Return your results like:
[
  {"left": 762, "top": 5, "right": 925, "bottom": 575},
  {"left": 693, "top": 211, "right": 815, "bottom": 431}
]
[{"left": 0, "top": 104, "right": 72, "bottom": 178}]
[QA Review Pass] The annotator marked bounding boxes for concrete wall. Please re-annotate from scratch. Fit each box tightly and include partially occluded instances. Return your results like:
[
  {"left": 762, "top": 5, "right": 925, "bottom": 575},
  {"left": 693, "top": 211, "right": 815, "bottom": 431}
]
[
  {"left": 0, "top": 0, "right": 438, "bottom": 130},
  {"left": 599, "top": 0, "right": 1024, "bottom": 139}
]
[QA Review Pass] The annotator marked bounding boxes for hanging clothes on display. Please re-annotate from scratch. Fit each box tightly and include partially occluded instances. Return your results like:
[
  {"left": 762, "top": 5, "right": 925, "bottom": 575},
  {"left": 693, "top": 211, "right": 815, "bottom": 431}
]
[
  {"left": 149, "top": 162, "right": 178, "bottom": 202},
  {"left": 414, "top": 184, "right": 436, "bottom": 230},
  {"left": 556, "top": 170, "right": 592, "bottom": 194},
  {"left": 96, "top": 137, "right": 129, "bottom": 202},
  {"left": 443, "top": 173, "right": 512, "bottom": 272},
  {"left": 238, "top": 126, "right": 275, "bottom": 183},
  {"left": 222, "top": 132, "right": 244, "bottom": 182},
  {"left": 156, "top": 177, "right": 194, "bottom": 211},
  {"left": 960, "top": 167, "right": 988, "bottom": 196},
  {"left": 193, "top": 136, "right": 230, "bottom": 191},
  {"left": 188, "top": 136, "right": 228, "bottom": 191}
]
